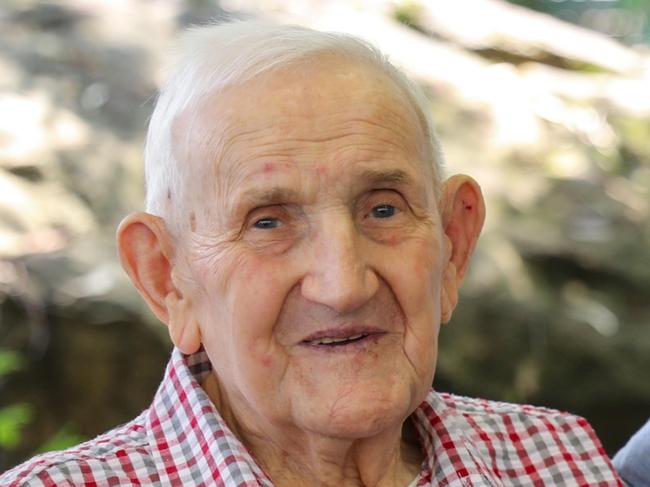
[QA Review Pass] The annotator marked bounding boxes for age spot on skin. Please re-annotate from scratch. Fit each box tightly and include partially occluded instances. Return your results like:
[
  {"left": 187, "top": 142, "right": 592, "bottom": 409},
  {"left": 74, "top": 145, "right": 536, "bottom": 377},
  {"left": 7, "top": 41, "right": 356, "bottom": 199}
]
[
  {"left": 260, "top": 355, "right": 273, "bottom": 369},
  {"left": 189, "top": 212, "right": 197, "bottom": 231},
  {"left": 384, "top": 236, "right": 400, "bottom": 247}
]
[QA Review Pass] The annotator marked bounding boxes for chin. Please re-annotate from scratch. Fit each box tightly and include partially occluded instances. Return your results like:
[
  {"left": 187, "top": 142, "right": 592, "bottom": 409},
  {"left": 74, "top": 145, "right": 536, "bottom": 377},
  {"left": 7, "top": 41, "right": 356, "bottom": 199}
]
[{"left": 301, "top": 382, "right": 417, "bottom": 440}]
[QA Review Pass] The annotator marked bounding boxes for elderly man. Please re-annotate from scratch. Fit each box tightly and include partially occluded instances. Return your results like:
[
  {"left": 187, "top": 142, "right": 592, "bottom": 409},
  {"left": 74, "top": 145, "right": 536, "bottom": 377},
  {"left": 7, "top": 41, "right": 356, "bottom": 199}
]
[{"left": 2, "top": 20, "right": 622, "bottom": 487}]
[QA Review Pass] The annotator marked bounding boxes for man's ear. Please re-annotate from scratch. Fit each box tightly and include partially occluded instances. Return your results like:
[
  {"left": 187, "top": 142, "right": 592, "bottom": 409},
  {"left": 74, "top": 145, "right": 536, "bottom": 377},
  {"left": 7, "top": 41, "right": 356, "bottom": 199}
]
[
  {"left": 439, "top": 175, "right": 485, "bottom": 324},
  {"left": 117, "top": 212, "right": 201, "bottom": 354}
]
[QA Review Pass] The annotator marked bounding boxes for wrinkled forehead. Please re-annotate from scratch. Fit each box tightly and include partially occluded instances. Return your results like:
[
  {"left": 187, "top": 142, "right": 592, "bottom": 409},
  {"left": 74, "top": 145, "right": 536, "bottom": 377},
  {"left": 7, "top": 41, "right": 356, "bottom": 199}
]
[{"left": 171, "top": 56, "right": 432, "bottom": 203}]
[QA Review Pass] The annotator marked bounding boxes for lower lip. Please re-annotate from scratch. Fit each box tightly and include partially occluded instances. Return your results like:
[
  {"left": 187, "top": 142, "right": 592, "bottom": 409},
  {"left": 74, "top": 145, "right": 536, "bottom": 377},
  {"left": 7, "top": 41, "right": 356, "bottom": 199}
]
[{"left": 300, "top": 333, "right": 385, "bottom": 353}]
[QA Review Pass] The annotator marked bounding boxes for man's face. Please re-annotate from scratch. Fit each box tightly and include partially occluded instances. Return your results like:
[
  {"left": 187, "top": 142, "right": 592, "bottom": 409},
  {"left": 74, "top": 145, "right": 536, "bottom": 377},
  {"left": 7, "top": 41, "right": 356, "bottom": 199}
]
[{"left": 176, "top": 58, "right": 448, "bottom": 440}]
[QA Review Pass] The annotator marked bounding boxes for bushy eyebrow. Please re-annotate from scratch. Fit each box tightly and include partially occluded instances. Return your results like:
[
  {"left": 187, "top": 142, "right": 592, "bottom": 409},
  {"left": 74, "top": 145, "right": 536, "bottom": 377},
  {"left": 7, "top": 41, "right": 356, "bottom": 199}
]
[
  {"left": 235, "top": 168, "right": 417, "bottom": 209},
  {"left": 358, "top": 168, "right": 413, "bottom": 188},
  {"left": 239, "top": 187, "right": 302, "bottom": 207}
]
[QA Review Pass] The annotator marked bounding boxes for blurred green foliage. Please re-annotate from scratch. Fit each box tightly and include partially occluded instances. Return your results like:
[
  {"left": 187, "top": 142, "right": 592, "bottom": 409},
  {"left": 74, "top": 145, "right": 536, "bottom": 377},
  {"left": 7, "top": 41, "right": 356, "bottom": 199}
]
[
  {"left": 507, "top": 0, "right": 650, "bottom": 44},
  {"left": 0, "top": 405, "right": 32, "bottom": 450},
  {"left": 0, "top": 349, "right": 84, "bottom": 461},
  {"left": 0, "top": 351, "right": 23, "bottom": 377},
  {"left": 394, "top": 1, "right": 423, "bottom": 28},
  {"left": 0, "top": 351, "right": 32, "bottom": 450}
]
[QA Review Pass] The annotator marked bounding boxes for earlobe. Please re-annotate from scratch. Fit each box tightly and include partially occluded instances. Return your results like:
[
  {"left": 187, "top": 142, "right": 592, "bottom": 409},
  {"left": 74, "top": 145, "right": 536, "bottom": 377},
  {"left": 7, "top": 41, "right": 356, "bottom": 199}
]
[
  {"left": 440, "top": 261, "right": 457, "bottom": 324},
  {"left": 165, "top": 293, "right": 202, "bottom": 355}
]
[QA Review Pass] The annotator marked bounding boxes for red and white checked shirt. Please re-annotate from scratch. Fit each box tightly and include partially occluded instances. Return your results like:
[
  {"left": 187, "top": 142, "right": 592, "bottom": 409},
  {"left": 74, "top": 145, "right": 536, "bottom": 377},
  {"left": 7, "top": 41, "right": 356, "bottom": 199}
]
[{"left": 2, "top": 348, "right": 623, "bottom": 486}]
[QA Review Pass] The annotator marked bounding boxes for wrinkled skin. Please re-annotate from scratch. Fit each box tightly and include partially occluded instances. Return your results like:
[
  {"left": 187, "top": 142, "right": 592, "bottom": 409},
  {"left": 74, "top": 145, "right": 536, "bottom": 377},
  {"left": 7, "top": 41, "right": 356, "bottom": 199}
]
[{"left": 118, "top": 56, "right": 485, "bottom": 487}]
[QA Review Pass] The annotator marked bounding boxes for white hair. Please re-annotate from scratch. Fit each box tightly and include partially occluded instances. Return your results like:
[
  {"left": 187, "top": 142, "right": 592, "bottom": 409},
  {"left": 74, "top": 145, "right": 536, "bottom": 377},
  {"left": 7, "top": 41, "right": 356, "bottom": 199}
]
[{"left": 144, "top": 20, "right": 445, "bottom": 234}]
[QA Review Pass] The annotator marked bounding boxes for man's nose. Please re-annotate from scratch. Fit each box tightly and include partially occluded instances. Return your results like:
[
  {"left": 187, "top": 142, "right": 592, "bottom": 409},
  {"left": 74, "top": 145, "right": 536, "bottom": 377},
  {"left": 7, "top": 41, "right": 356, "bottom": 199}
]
[{"left": 300, "top": 213, "right": 379, "bottom": 313}]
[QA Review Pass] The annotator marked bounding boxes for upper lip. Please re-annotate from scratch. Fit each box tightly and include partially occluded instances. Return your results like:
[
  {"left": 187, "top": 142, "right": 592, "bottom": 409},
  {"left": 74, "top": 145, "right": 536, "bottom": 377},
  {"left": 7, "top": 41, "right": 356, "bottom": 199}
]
[{"left": 300, "top": 326, "right": 385, "bottom": 344}]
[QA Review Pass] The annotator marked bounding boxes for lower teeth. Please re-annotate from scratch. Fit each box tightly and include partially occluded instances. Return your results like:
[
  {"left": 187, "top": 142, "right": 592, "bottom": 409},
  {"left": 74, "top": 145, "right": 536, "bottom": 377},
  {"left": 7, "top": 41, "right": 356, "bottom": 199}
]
[{"left": 318, "top": 334, "right": 367, "bottom": 346}]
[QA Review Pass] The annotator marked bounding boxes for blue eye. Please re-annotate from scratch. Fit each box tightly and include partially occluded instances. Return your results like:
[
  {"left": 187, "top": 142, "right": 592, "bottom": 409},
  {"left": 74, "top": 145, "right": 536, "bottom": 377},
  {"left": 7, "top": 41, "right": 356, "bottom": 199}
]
[
  {"left": 371, "top": 204, "right": 396, "bottom": 218},
  {"left": 254, "top": 217, "right": 281, "bottom": 229}
]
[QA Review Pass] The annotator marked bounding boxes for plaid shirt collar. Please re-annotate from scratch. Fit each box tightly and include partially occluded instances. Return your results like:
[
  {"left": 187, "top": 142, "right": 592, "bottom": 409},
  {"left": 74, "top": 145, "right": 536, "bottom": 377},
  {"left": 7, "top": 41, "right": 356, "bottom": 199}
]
[
  {"left": 145, "top": 348, "right": 506, "bottom": 486},
  {"left": 146, "top": 348, "right": 274, "bottom": 486}
]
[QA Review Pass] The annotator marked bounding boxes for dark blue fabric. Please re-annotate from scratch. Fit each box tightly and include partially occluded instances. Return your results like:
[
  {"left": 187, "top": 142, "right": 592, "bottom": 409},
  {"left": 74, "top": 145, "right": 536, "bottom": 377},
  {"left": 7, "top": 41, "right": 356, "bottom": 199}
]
[{"left": 614, "top": 419, "right": 650, "bottom": 487}]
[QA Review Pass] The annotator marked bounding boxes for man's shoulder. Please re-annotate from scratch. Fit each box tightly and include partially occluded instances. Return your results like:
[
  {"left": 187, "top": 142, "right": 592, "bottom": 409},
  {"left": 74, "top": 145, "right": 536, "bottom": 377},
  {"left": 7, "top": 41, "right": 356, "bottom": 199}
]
[
  {"left": 437, "top": 391, "right": 605, "bottom": 446},
  {"left": 0, "top": 411, "right": 155, "bottom": 487},
  {"left": 439, "top": 391, "right": 582, "bottom": 419},
  {"left": 427, "top": 392, "right": 622, "bottom": 485}
]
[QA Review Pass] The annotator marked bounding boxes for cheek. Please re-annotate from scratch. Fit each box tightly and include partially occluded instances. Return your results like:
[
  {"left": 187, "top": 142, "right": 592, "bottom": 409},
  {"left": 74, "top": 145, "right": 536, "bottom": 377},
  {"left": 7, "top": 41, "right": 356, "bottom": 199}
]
[
  {"left": 381, "top": 234, "right": 401, "bottom": 247},
  {"left": 259, "top": 355, "right": 274, "bottom": 369},
  {"left": 197, "top": 250, "right": 296, "bottom": 373},
  {"left": 389, "top": 235, "right": 443, "bottom": 310},
  {"left": 385, "top": 236, "right": 442, "bottom": 372}
]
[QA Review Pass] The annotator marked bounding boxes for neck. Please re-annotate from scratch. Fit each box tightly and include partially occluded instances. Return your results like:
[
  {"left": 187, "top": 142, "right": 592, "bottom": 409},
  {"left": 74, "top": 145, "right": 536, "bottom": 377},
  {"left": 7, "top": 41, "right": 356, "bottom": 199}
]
[
  {"left": 249, "top": 422, "right": 422, "bottom": 487},
  {"left": 202, "top": 374, "right": 423, "bottom": 487}
]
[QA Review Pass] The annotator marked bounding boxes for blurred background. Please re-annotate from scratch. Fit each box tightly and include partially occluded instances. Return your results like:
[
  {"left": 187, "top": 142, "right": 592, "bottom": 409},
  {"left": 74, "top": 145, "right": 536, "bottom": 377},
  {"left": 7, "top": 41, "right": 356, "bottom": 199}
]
[{"left": 1, "top": 0, "right": 649, "bottom": 472}]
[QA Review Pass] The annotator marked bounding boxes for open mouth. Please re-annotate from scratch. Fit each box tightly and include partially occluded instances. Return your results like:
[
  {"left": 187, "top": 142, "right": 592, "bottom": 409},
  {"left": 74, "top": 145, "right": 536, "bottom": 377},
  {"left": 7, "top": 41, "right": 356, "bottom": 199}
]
[
  {"left": 300, "top": 328, "right": 385, "bottom": 350},
  {"left": 303, "top": 333, "right": 370, "bottom": 347}
]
